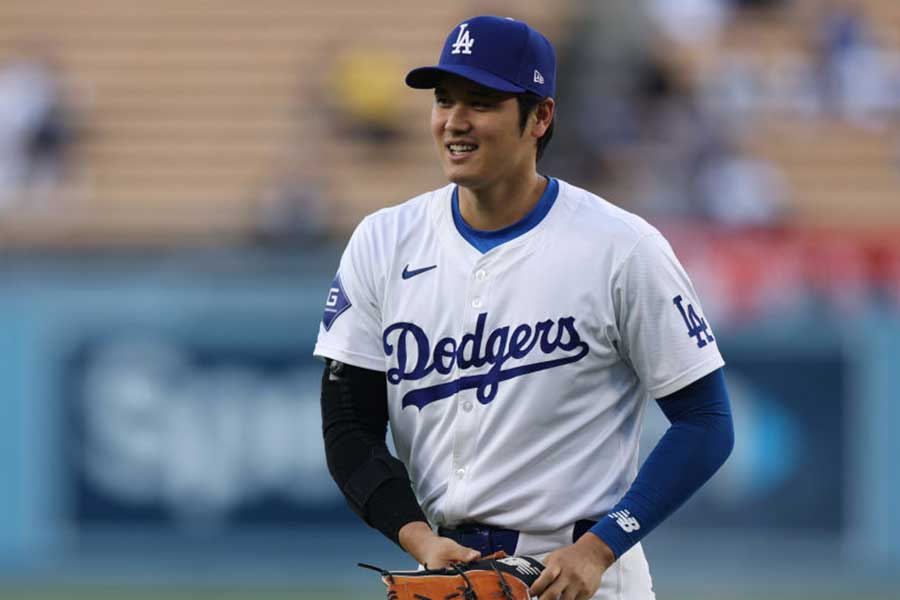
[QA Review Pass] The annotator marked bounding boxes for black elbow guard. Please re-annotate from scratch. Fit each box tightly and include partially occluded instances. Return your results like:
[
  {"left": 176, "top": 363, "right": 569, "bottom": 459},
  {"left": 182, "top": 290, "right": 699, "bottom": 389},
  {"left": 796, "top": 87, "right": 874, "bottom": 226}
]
[
  {"left": 320, "top": 361, "right": 427, "bottom": 543},
  {"left": 343, "top": 452, "right": 410, "bottom": 517},
  {"left": 342, "top": 451, "right": 428, "bottom": 544}
]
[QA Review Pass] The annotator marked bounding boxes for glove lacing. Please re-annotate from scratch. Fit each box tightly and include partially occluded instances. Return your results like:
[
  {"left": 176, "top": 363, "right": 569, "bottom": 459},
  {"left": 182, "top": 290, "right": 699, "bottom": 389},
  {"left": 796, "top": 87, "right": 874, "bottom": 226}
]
[
  {"left": 358, "top": 562, "right": 398, "bottom": 599},
  {"left": 490, "top": 561, "right": 516, "bottom": 600},
  {"left": 450, "top": 562, "right": 478, "bottom": 600}
]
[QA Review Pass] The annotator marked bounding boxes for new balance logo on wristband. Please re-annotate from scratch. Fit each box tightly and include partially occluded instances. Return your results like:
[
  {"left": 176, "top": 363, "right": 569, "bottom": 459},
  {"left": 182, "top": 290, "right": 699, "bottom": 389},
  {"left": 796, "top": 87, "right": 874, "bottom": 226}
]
[{"left": 609, "top": 510, "right": 641, "bottom": 533}]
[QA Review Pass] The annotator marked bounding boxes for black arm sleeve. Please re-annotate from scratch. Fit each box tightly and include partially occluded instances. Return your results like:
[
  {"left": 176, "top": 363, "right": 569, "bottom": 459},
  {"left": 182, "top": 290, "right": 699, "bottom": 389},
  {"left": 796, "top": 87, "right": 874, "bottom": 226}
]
[{"left": 320, "top": 360, "right": 428, "bottom": 545}]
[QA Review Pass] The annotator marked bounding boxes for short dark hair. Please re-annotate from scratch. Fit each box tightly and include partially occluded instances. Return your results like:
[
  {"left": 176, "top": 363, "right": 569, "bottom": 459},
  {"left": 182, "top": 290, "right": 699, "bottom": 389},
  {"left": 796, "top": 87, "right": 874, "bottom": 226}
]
[{"left": 516, "top": 93, "right": 554, "bottom": 162}]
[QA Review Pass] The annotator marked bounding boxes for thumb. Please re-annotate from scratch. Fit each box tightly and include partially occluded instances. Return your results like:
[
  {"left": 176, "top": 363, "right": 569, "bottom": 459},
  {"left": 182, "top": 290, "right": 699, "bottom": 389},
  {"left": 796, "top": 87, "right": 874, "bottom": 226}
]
[{"left": 451, "top": 543, "right": 479, "bottom": 562}]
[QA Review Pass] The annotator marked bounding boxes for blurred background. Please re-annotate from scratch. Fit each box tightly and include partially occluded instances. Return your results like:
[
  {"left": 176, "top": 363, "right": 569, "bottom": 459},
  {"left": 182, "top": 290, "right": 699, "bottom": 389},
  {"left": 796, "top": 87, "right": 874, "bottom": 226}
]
[{"left": 0, "top": 0, "right": 898, "bottom": 599}]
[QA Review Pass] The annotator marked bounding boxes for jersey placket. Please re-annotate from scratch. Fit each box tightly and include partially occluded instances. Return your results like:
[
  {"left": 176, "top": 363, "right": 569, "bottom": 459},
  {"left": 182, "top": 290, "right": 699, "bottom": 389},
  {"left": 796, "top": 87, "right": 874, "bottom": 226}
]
[{"left": 442, "top": 258, "right": 494, "bottom": 525}]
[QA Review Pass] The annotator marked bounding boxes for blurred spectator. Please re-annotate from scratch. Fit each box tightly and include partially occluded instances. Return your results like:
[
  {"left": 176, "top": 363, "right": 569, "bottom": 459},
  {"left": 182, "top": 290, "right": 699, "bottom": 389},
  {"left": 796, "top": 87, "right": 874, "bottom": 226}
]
[
  {"left": 817, "top": 1, "right": 873, "bottom": 67},
  {"left": 556, "top": 0, "right": 895, "bottom": 230},
  {"left": 632, "top": 53, "right": 702, "bottom": 144},
  {"left": 329, "top": 48, "right": 405, "bottom": 145},
  {"left": 730, "top": 0, "right": 788, "bottom": 10},
  {"left": 0, "top": 48, "right": 79, "bottom": 212},
  {"left": 543, "top": 0, "right": 651, "bottom": 190},
  {"left": 700, "top": 52, "right": 766, "bottom": 127},
  {"left": 646, "top": 0, "right": 732, "bottom": 48},
  {"left": 701, "top": 50, "right": 823, "bottom": 126},
  {"left": 764, "top": 52, "right": 821, "bottom": 120},
  {"left": 693, "top": 140, "right": 788, "bottom": 226},
  {"left": 814, "top": 1, "right": 898, "bottom": 128},
  {"left": 629, "top": 52, "right": 739, "bottom": 220},
  {"left": 251, "top": 55, "right": 337, "bottom": 246},
  {"left": 253, "top": 171, "right": 332, "bottom": 245}
]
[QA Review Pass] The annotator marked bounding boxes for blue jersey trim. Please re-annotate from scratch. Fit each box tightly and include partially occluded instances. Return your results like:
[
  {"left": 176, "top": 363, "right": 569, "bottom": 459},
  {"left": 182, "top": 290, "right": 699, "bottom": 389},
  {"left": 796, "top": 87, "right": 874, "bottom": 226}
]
[{"left": 452, "top": 177, "right": 559, "bottom": 253}]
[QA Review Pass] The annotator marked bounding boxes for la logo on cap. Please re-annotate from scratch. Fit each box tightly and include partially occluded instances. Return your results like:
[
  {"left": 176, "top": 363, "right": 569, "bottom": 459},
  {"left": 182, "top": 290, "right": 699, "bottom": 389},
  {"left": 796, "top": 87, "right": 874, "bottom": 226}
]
[{"left": 451, "top": 23, "right": 474, "bottom": 55}]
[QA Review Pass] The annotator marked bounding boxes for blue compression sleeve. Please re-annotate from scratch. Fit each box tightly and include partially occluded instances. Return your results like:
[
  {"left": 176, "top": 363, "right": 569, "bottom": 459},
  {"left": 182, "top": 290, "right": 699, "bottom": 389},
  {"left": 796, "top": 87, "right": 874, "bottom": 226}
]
[{"left": 588, "top": 368, "right": 734, "bottom": 558}]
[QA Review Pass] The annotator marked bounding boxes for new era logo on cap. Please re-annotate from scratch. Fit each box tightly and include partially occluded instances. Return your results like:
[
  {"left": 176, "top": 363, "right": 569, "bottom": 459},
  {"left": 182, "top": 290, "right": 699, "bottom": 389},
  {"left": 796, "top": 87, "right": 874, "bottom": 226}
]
[{"left": 406, "top": 15, "right": 556, "bottom": 98}]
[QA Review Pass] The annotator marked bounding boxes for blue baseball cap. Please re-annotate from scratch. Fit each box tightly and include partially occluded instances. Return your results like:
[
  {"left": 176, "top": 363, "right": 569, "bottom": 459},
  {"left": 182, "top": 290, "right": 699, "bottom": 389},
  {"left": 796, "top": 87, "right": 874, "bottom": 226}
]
[{"left": 406, "top": 15, "right": 556, "bottom": 98}]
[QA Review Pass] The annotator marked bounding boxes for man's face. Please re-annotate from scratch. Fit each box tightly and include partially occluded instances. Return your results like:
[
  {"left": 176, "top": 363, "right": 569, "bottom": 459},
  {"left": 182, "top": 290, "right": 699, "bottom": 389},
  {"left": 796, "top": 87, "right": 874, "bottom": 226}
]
[{"left": 430, "top": 75, "right": 534, "bottom": 190}]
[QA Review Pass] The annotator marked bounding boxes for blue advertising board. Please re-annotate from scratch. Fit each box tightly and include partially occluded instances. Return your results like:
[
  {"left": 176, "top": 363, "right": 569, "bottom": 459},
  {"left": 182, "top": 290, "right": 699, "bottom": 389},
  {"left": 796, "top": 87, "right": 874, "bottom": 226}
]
[{"left": 0, "top": 250, "right": 897, "bottom": 580}]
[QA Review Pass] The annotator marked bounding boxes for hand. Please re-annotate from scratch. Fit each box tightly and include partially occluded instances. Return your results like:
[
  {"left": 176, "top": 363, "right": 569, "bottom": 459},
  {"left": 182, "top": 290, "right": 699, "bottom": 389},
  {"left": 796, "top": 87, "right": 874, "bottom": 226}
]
[
  {"left": 529, "top": 532, "right": 616, "bottom": 600},
  {"left": 398, "top": 521, "right": 480, "bottom": 569}
]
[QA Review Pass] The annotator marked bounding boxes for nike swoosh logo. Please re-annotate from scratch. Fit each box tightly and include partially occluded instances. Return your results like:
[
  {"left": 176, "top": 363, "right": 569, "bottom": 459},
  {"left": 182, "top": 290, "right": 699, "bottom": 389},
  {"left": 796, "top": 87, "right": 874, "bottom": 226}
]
[{"left": 402, "top": 264, "right": 437, "bottom": 280}]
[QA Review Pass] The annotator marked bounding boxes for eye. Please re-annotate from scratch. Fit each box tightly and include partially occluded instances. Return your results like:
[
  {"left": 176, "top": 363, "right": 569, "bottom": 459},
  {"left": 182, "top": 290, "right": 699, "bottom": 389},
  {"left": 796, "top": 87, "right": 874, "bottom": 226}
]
[
  {"left": 434, "top": 96, "right": 452, "bottom": 108},
  {"left": 471, "top": 100, "right": 498, "bottom": 110}
]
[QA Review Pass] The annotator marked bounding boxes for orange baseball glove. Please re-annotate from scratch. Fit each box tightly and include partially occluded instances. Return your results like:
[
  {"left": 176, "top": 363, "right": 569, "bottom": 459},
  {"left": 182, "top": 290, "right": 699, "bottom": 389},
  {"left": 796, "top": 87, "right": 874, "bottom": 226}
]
[{"left": 359, "top": 551, "right": 545, "bottom": 600}]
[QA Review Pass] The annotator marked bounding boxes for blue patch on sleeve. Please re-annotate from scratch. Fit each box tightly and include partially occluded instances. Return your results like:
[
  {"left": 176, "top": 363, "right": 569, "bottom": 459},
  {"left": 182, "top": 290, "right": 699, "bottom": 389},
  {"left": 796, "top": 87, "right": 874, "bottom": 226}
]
[{"left": 322, "top": 273, "right": 352, "bottom": 331}]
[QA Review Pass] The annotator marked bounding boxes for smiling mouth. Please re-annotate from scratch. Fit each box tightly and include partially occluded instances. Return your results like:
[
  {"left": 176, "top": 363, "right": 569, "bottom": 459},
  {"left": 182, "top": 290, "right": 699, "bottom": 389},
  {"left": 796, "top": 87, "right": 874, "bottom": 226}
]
[{"left": 446, "top": 143, "right": 479, "bottom": 157}]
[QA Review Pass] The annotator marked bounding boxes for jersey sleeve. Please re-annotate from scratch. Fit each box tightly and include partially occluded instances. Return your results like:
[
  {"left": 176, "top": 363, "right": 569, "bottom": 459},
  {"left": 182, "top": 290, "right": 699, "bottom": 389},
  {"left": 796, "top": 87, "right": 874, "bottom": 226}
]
[
  {"left": 612, "top": 232, "right": 724, "bottom": 398},
  {"left": 313, "top": 218, "right": 386, "bottom": 371}
]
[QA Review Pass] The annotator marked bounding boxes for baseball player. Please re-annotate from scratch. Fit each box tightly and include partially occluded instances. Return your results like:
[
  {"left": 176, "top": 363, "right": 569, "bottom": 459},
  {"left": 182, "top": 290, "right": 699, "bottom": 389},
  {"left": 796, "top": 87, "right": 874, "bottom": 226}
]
[{"left": 316, "top": 16, "right": 734, "bottom": 600}]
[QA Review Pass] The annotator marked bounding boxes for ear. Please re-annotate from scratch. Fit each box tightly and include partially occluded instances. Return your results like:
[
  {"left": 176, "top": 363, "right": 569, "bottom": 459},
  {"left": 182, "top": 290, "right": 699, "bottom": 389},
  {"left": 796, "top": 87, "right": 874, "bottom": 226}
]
[{"left": 530, "top": 97, "right": 555, "bottom": 140}]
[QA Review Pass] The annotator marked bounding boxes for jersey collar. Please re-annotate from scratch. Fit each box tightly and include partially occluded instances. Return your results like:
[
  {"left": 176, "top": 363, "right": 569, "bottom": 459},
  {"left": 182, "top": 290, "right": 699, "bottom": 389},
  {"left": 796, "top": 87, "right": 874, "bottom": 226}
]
[{"left": 451, "top": 177, "right": 559, "bottom": 254}]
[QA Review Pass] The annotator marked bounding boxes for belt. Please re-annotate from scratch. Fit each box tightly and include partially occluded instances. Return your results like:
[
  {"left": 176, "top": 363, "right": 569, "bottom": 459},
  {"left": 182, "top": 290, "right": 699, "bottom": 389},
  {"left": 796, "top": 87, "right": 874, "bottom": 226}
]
[{"left": 437, "top": 519, "right": 597, "bottom": 557}]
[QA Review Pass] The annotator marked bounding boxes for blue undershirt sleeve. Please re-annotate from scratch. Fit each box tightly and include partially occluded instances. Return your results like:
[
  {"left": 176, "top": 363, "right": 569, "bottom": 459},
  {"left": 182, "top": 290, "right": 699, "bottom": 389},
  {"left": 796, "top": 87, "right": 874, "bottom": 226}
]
[{"left": 588, "top": 368, "right": 734, "bottom": 559}]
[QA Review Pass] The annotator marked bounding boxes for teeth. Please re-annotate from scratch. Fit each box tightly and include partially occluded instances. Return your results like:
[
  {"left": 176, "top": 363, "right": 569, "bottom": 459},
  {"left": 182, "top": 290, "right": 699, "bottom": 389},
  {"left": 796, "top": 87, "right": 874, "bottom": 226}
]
[{"left": 449, "top": 144, "right": 476, "bottom": 153}]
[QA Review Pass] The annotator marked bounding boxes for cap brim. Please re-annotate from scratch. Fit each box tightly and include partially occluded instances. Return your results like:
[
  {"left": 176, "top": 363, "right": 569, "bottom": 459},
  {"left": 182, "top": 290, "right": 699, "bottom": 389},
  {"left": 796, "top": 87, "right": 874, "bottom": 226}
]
[{"left": 405, "top": 65, "right": 525, "bottom": 93}]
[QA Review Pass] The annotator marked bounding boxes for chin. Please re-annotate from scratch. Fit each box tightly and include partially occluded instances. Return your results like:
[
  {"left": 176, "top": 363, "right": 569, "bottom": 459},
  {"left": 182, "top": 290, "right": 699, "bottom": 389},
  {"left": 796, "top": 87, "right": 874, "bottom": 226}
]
[
  {"left": 443, "top": 164, "right": 483, "bottom": 188},
  {"left": 445, "top": 173, "right": 483, "bottom": 189}
]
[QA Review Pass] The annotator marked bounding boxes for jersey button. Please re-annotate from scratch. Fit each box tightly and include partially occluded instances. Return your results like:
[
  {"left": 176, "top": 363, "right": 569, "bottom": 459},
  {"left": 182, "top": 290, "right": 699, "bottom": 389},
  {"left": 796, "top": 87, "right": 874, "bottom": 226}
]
[
  {"left": 472, "top": 298, "right": 483, "bottom": 308},
  {"left": 462, "top": 400, "right": 473, "bottom": 412},
  {"left": 455, "top": 468, "right": 466, "bottom": 479},
  {"left": 475, "top": 269, "right": 487, "bottom": 280}
]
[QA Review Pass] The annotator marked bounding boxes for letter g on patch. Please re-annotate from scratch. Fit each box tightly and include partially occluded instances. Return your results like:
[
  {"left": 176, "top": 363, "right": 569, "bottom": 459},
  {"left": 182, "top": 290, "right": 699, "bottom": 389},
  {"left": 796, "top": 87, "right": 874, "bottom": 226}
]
[{"left": 322, "top": 273, "right": 352, "bottom": 331}]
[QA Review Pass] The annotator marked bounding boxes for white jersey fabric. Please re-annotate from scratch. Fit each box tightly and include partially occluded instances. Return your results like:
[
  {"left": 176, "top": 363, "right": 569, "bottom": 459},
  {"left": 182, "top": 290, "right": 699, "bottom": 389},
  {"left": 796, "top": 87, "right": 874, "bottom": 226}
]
[{"left": 314, "top": 178, "right": 724, "bottom": 536}]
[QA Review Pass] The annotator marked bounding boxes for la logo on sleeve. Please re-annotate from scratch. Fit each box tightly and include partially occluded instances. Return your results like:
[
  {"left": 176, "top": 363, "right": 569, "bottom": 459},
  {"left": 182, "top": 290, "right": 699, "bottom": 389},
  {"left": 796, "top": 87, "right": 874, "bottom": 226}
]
[{"left": 673, "top": 295, "right": 715, "bottom": 348}]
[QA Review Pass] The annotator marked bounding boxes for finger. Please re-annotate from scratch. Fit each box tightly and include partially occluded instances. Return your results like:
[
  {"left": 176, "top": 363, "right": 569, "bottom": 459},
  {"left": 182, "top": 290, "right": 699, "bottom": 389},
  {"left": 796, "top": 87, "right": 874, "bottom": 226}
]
[
  {"left": 460, "top": 548, "right": 480, "bottom": 562},
  {"left": 537, "top": 577, "right": 567, "bottom": 600},
  {"left": 529, "top": 563, "right": 561, "bottom": 596},
  {"left": 561, "top": 586, "right": 581, "bottom": 600},
  {"left": 447, "top": 541, "right": 480, "bottom": 563}
]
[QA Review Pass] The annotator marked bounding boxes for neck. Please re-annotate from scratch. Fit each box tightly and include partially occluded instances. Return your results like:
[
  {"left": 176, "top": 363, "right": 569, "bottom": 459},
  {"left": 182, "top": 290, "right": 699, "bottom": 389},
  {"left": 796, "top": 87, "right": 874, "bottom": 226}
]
[{"left": 457, "top": 172, "right": 547, "bottom": 231}]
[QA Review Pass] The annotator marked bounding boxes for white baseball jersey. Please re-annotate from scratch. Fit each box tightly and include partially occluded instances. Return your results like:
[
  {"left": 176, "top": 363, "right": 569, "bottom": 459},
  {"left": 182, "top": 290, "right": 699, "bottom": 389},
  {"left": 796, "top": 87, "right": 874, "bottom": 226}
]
[{"left": 313, "top": 178, "right": 724, "bottom": 534}]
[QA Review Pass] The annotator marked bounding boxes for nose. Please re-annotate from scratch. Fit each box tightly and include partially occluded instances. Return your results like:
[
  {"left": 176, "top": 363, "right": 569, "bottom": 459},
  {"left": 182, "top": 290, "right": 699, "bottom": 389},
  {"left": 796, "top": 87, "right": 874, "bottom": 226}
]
[{"left": 444, "top": 104, "right": 472, "bottom": 134}]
